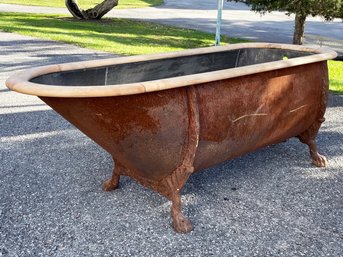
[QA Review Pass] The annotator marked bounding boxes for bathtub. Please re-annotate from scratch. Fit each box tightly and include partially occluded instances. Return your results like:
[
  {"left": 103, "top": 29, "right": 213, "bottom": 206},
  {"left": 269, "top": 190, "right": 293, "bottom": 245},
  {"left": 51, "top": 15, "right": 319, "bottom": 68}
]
[{"left": 6, "top": 43, "right": 337, "bottom": 233}]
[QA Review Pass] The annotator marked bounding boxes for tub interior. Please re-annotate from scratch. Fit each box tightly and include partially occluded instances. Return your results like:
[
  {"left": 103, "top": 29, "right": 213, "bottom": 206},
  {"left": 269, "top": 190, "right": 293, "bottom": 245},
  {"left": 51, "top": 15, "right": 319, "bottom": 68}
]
[{"left": 31, "top": 48, "right": 313, "bottom": 86}]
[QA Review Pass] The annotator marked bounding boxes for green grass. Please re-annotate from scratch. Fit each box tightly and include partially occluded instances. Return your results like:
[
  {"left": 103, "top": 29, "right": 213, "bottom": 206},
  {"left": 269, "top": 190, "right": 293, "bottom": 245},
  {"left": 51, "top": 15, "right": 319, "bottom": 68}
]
[
  {"left": 0, "top": 13, "right": 341, "bottom": 93},
  {"left": 0, "top": 13, "right": 245, "bottom": 55},
  {"left": 0, "top": 0, "right": 163, "bottom": 9},
  {"left": 328, "top": 60, "right": 343, "bottom": 94}
]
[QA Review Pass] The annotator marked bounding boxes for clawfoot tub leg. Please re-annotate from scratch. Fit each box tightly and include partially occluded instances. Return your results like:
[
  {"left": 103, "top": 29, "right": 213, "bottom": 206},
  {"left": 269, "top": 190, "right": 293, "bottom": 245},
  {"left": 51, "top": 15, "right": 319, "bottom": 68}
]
[
  {"left": 102, "top": 162, "right": 126, "bottom": 191},
  {"left": 298, "top": 118, "right": 327, "bottom": 168},
  {"left": 163, "top": 165, "right": 194, "bottom": 233},
  {"left": 167, "top": 85, "right": 198, "bottom": 233},
  {"left": 170, "top": 190, "right": 193, "bottom": 233},
  {"left": 299, "top": 138, "right": 327, "bottom": 167}
]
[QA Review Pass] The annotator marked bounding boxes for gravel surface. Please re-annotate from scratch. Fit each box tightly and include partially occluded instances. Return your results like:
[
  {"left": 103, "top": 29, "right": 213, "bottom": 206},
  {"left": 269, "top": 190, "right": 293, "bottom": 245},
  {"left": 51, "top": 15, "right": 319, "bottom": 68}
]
[{"left": 0, "top": 32, "right": 343, "bottom": 257}]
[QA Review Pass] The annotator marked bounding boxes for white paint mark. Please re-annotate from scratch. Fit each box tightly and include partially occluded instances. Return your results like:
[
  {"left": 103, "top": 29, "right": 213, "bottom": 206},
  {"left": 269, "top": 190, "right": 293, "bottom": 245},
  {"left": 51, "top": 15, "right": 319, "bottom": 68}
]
[
  {"left": 232, "top": 113, "right": 268, "bottom": 123},
  {"left": 289, "top": 105, "right": 308, "bottom": 113}
]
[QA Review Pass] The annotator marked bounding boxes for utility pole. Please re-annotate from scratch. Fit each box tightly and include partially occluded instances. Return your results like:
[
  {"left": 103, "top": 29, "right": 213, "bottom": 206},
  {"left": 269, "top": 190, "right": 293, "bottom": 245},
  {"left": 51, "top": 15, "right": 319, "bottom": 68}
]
[{"left": 215, "top": 0, "right": 224, "bottom": 46}]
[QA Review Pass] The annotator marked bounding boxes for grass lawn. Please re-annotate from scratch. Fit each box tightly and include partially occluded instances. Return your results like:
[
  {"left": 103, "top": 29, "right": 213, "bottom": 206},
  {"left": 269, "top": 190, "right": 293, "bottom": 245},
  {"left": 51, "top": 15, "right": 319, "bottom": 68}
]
[
  {"left": 328, "top": 60, "right": 343, "bottom": 94},
  {"left": 0, "top": 13, "right": 245, "bottom": 55},
  {"left": 0, "top": 12, "right": 341, "bottom": 93},
  {"left": 0, "top": 0, "right": 163, "bottom": 9}
]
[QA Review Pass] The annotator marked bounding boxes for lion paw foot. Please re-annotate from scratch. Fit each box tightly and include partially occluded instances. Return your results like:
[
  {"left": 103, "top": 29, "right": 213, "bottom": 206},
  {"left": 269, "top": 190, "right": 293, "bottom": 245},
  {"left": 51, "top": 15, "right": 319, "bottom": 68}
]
[
  {"left": 102, "top": 179, "right": 119, "bottom": 191},
  {"left": 172, "top": 213, "right": 193, "bottom": 233},
  {"left": 312, "top": 154, "right": 328, "bottom": 168}
]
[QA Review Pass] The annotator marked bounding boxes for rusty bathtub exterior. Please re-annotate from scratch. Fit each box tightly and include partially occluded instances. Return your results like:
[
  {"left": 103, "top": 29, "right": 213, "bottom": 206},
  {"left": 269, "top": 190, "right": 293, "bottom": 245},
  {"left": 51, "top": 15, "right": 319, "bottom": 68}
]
[{"left": 6, "top": 43, "right": 337, "bottom": 233}]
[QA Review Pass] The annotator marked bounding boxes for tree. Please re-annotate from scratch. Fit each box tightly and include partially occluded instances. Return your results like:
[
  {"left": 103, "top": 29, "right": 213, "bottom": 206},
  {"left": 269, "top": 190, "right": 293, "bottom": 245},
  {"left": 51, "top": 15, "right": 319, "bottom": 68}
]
[
  {"left": 228, "top": 0, "right": 343, "bottom": 45},
  {"left": 66, "top": 0, "right": 118, "bottom": 19}
]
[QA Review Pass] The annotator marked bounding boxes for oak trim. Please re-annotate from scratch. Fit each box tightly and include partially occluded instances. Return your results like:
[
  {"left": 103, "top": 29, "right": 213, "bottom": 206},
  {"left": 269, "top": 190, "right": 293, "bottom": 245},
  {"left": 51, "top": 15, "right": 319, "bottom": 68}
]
[{"left": 6, "top": 43, "right": 337, "bottom": 98}]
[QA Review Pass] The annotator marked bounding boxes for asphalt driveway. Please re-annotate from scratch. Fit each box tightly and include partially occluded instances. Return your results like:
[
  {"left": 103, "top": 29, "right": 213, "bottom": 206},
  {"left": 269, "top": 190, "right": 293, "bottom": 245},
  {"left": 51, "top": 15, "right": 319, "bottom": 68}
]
[
  {"left": 0, "top": 0, "right": 342, "bottom": 55},
  {"left": 0, "top": 32, "right": 343, "bottom": 256}
]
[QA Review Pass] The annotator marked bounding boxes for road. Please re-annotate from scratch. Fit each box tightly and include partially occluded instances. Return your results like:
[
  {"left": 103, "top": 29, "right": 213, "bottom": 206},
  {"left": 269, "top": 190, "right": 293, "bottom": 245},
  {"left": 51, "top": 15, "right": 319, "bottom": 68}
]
[{"left": 0, "top": 0, "right": 342, "bottom": 55}]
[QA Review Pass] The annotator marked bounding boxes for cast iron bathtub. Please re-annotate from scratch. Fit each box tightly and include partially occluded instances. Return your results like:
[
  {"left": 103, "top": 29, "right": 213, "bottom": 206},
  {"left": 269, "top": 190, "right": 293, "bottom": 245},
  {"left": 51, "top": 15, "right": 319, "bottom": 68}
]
[{"left": 6, "top": 43, "right": 337, "bottom": 233}]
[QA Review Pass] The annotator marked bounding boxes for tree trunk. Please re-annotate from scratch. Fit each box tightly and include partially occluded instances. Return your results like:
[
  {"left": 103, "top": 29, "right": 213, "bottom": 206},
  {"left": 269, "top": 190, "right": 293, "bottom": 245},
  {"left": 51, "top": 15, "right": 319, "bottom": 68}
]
[
  {"left": 293, "top": 13, "right": 306, "bottom": 45},
  {"left": 65, "top": 0, "right": 118, "bottom": 20}
]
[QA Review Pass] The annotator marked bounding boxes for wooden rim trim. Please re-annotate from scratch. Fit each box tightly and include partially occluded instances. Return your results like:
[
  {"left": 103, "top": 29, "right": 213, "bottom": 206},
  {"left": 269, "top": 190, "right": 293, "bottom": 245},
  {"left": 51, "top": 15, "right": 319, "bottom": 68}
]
[{"left": 6, "top": 43, "right": 337, "bottom": 97}]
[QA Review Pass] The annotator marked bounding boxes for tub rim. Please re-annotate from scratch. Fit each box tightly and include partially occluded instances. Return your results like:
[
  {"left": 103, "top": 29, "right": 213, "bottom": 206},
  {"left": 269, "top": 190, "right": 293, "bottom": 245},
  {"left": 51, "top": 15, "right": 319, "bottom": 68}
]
[{"left": 6, "top": 42, "right": 337, "bottom": 98}]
